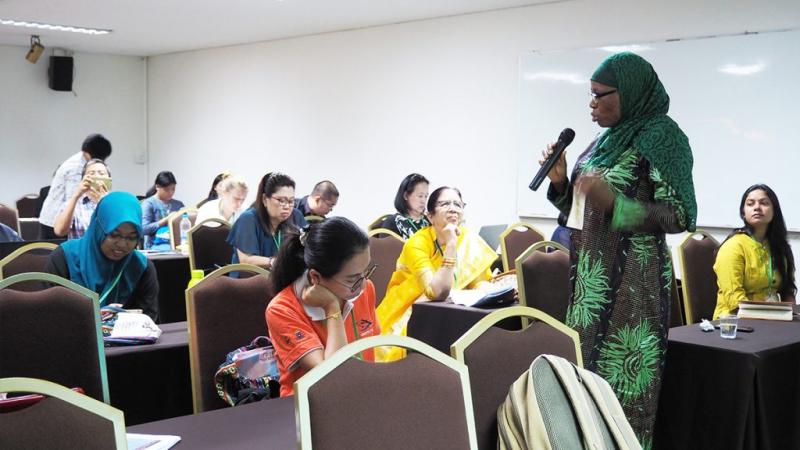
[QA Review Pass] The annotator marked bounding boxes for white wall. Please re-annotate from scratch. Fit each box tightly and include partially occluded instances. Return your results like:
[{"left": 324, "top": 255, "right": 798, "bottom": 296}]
[
  {"left": 146, "top": 0, "right": 800, "bottom": 236},
  {"left": 0, "top": 47, "right": 147, "bottom": 208}
]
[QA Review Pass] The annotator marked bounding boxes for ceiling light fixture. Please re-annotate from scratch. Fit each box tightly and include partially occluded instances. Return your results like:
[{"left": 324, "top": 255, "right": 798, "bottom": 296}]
[{"left": 0, "top": 18, "right": 111, "bottom": 35}]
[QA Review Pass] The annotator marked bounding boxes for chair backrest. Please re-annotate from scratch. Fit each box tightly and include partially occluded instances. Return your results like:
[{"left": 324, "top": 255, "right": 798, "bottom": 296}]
[
  {"left": 296, "top": 335, "right": 478, "bottom": 450},
  {"left": 677, "top": 231, "right": 721, "bottom": 324},
  {"left": 18, "top": 218, "right": 41, "bottom": 240},
  {"left": 168, "top": 207, "right": 199, "bottom": 249},
  {"left": 515, "top": 240, "right": 570, "bottom": 323},
  {"left": 0, "top": 202, "right": 20, "bottom": 233},
  {"left": 367, "top": 228, "right": 405, "bottom": 306},
  {"left": 451, "top": 306, "right": 582, "bottom": 450},
  {"left": 0, "top": 273, "right": 108, "bottom": 403},
  {"left": 367, "top": 213, "right": 394, "bottom": 231},
  {"left": 187, "top": 218, "right": 233, "bottom": 273},
  {"left": 304, "top": 215, "right": 325, "bottom": 223},
  {"left": 15, "top": 194, "right": 40, "bottom": 218},
  {"left": 186, "top": 264, "right": 274, "bottom": 413},
  {"left": 0, "top": 378, "right": 126, "bottom": 450},
  {"left": 668, "top": 252, "right": 685, "bottom": 327},
  {"left": 499, "top": 222, "right": 545, "bottom": 272},
  {"left": 478, "top": 224, "right": 508, "bottom": 253},
  {"left": 0, "top": 242, "right": 59, "bottom": 291}
]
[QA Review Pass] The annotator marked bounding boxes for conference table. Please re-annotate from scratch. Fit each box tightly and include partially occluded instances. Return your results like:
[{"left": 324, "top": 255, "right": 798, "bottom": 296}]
[
  {"left": 128, "top": 396, "right": 296, "bottom": 449},
  {"left": 654, "top": 317, "right": 800, "bottom": 449},
  {"left": 146, "top": 252, "right": 191, "bottom": 324},
  {"left": 406, "top": 301, "right": 522, "bottom": 355},
  {"left": 106, "top": 321, "right": 192, "bottom": 425}
]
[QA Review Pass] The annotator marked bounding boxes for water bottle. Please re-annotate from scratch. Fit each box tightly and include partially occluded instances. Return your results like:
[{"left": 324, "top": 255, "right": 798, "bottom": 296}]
[
  {"left": 179, "top": 213, "right": 191, "bottom": 253},
  {"left": 187, "top": 269, "right": 204, "bottom": 290}
]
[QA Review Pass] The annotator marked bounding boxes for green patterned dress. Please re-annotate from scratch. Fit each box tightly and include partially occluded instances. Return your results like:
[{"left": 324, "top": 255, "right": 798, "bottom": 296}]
[{"left": 547, "top": 52, "right": 696, "bottom": 449}]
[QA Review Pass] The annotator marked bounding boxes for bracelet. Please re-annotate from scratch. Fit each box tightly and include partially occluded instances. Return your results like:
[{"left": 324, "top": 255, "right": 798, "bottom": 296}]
[
  {"left": 323, "top": 310, "right": 342, "bottom": 321},
  {"left": 442, "top": 257, "right": 457, "bottom": 268}
]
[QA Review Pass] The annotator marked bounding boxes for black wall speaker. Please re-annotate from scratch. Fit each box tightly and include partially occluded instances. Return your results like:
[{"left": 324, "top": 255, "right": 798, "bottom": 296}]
[{"left": 49, "top": 56, "right": 74, "bottom": 91}]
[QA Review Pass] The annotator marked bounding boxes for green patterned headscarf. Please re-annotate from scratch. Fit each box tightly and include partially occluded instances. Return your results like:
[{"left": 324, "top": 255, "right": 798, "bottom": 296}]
[{"left": 587, "top": 52, "right": 697, "bottom": 231}]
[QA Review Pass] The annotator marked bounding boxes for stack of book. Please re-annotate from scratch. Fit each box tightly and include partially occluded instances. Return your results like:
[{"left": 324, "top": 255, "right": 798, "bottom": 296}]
[{"left": 736, "top": 301, "right": 794, "bottom": 321}]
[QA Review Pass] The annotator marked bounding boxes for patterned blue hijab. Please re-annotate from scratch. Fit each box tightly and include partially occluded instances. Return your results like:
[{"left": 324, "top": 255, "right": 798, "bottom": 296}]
[{"left": 62, "top": 191, "right": 148, "bottom": 304}]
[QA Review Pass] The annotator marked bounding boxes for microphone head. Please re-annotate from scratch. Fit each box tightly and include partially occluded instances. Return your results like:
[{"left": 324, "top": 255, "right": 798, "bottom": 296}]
[{"left": 559, "top": 128, "right": 576, "bottom": 146}]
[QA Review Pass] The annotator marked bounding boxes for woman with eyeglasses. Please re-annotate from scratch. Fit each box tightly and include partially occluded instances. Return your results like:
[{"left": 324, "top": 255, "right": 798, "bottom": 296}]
[
  {"left": 538, "top": 52, "right": 696, "bottom": 443},
  {"left": 713, "top": 184, "right": 796, "bottom": 319},
  {"left": 44, "top": 191, "right": 159, "bottom": 321},
  {"left": 376, "top": 186, "right": 497, "bottom": 361},
  {"left": 226, "top": 172, "right": 307, "bottom": 270},
  {"left": 266, "top": 217, "right": 380, "bottom": 397},
  {"left": 379, "top": 173, "right": 431, "bottom": 239}
]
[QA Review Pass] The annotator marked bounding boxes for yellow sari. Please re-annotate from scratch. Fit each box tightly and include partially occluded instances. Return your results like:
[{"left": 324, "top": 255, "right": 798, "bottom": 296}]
[{"left": 376, "top": 225, "right": 497, "bottom": 361}]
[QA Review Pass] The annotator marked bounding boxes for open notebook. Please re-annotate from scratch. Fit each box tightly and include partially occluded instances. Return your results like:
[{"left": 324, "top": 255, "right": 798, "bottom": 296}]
[{"left": 449, "top": 273, "right": 517, "bottom": 308}]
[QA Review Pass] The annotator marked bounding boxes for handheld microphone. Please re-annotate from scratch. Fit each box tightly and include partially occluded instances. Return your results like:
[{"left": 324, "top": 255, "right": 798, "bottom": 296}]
[{"left": 528, "top": 128, "right": 575, "bottom": 191}]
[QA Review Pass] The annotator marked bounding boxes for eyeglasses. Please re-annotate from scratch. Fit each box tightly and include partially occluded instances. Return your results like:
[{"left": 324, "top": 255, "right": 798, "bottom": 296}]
[
  {"left": 106, "top": 232, "right": 139, "bottom": 245},
  {"left": 270, "top": 196, "right": 296, "bottom": 207},
  {"left": 435, "top": 200, "right": 465, "bottom": 210},
  {"left": 332, "top": 263, "right": 378, "bottom": 293},
  {"left": 589, "top": 89, "right": 617, "bottom": 102}
]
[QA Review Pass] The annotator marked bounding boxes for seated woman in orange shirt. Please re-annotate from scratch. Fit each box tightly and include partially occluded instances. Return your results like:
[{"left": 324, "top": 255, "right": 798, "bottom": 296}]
[{"left": 265, "top": 217, "right": 380, "bottom": 397}]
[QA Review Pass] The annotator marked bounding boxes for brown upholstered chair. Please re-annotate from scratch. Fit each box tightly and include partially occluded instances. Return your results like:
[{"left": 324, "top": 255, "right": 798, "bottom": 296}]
[
  {"left": 367, "top": 228, "right": 405, "bottom": 306},
  {"left": 0, "top": 378, "right": 126, "bottom": 450},
  {"left": 677, "top": 231, "right": 721, "bottom": 324},
  {"left": 296, "top": 335, "right": 478, "bottom": 450},
  {"left": 451, "top": 306, "right": 582, "bottom": 450},
  {"left": 668, "top": 252, "right": 686, "bottom": 327},
  {"left": 0, "top": 273, "right": 109, "bottom": 403},
  {"left": 367, "top": 213, "right": 393, "bottom": 231},
  {"left": 0, "top": 242, "right": 59, "bottom": 291},
  {"left": 168, "top": 207, "right": 199, "bottom": 249},
  {"left": 15, "top": 194, "right": 40, "bottom": 218},
  {"left": 515, "top": 240, "right": 570, "bottom": 323},
  {"left": 0, "top": 202, "right": 20, "bottom": 233},
  {"left": 18, "top": 218, "right": 40, "bottom": 240},
  {"left": 186, "top": 264, "right": 274, "bottom": 413},
  {"left": 499, "top": 222, "right": 545, "bottom": 271},
  {"left": 187, "top": 218, "right": 233, "bottom": 273}
]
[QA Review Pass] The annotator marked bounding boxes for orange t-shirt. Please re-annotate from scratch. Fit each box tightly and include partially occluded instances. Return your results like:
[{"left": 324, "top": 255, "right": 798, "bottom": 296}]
[{"left": 266, "top": 279, "right": 380, "bottom": 397}]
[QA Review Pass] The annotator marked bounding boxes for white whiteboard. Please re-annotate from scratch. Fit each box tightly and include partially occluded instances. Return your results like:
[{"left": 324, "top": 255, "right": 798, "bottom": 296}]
[{"left": 517, "top": 29, "right": 800, "bottom": 230}]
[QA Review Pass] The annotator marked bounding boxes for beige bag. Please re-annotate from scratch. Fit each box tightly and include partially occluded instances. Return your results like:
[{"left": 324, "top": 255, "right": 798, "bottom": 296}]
[{"left": 498, "top": 354, "right": 641, "bottom": 450}]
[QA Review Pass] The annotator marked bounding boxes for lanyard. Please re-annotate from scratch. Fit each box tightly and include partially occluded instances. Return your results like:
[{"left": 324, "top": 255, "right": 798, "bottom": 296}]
[
  {"left": 757, "top": 239, "right": 775, "bottom": 298},
  {"left": 271, "top": 230, "right": 282, "bottom": 251},
  {"left": 766, "top": 250, "right": 774, "bottom": 296},
  {"left": 405, "top": 217, "right": 421, "bottom": 233},
  {"left": 99, "top": 269, "right": 125, "bottom": 306},
  {"left": 349, "top": 312, "right": 363, "bottom": 360}
]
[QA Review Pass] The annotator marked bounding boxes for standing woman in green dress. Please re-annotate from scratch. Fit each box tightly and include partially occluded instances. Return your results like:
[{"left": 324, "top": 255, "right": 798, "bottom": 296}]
[{"left": 539, "top": 52, "right": 696, "bottom": 447}]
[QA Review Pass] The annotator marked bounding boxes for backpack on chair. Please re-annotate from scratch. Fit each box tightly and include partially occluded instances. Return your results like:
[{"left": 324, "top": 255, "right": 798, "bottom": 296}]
[{"left": 497, "top": 354, "right": 641, "bottom": 450}]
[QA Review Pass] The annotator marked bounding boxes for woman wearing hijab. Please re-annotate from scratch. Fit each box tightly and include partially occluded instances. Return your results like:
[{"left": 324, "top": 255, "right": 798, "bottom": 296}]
[
  {"left": 44, "top": 191, "right": 159, "bottom": 321},
  {"left": 539, "top": 52, "right": 696, "bottom": 445}
]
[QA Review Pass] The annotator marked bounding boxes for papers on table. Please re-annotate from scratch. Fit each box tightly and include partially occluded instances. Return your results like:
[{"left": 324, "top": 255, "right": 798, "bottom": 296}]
[{"left": 126, "top": 434, "right": 181, "bottom": 450}]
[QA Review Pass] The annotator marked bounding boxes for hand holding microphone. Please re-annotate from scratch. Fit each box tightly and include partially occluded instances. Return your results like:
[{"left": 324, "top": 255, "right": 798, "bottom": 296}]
[{"left": 530, "top": 128, "right": 575, "bottom": 191}]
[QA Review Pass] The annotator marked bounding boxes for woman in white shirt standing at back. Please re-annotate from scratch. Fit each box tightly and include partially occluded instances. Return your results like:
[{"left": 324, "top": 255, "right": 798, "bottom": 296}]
[{"left": 196, "top": 176, "right": 249, "bottom": 225}]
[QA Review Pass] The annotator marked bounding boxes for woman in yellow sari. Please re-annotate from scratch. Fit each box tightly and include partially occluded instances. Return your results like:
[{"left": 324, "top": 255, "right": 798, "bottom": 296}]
[{"left": 376, "top": 186, "right": 498, "bottom": 361}]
